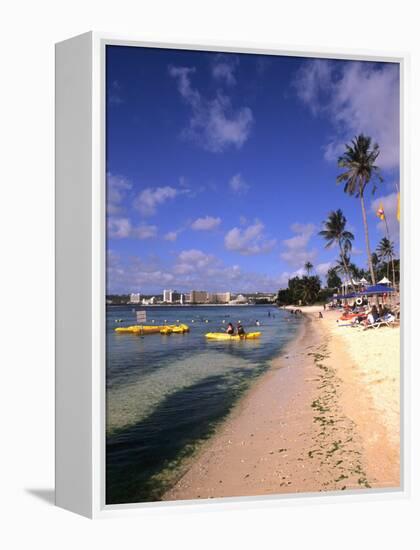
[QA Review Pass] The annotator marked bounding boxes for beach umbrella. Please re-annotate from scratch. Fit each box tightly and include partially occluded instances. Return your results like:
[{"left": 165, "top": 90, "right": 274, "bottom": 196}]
[
  {"left": 343, "top": 292, "right": 357, "bottom": 299},
  {"left": 378, "top": 276, "right": 391, "bottom": 285},
  {"left": 359, "top": 284, "right": 395, "bottom": 295},
  {"left": 360, "top": 277, "right": 368, "bottom": 284}
]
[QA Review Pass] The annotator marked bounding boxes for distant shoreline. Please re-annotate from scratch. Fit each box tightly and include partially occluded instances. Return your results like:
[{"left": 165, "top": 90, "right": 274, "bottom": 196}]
[{"left": 107, "top": 303, "right": 277, "bottom": 307}]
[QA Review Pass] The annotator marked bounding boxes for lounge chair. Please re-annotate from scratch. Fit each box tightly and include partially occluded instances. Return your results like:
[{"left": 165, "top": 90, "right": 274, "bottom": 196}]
[{"left": 363, "top": 315, "right": 397, "bottom": 331}]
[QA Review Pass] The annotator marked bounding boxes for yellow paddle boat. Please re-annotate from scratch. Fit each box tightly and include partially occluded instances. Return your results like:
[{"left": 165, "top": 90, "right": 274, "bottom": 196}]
[
  {"left": 115, "top": 323, "right": 189, "bottom": 335},
  {"left": 205, "top": 332, "right": 261, "bottom": 341}
]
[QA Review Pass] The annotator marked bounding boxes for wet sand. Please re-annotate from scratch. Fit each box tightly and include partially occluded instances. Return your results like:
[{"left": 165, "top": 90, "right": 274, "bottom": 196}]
[{"left": 163, "top": 307, "right": 400, "bottom": 501}]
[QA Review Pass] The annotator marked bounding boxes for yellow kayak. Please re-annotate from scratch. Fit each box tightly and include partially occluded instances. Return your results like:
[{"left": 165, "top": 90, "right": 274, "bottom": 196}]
[
  {"left": 160, "top": 325, "right": 189, "bottom": 335},
  {"left": 115, "top": 324, "right": 189, "bottom": 334},
  {"left": 205, "top": 332, "right": 261, "bottom": 341}
]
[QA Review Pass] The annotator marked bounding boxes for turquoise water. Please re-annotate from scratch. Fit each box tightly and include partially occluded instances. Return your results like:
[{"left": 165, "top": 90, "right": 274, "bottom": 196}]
[{"left": 106, "top": 305, "right": 301, "bottom": 504}]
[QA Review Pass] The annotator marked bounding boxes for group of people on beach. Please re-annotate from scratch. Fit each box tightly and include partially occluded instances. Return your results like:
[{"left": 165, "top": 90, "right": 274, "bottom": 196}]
[
  {"left": 340, "top": 301, "right": 398, "bottom": 327},
  {"left": 361, "top": 304, "right": 396, "bottom": 326}
]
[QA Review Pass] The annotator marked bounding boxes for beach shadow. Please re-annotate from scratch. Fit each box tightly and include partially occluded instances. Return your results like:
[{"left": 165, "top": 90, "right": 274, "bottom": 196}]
[{"left": 25, "top": 488, "right": 55, "bottom": 505}]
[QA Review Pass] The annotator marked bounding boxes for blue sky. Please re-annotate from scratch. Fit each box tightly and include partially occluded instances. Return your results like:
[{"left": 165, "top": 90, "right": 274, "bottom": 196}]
[{"left": 106, "top": 46, "right": 400, "bottom": 294}]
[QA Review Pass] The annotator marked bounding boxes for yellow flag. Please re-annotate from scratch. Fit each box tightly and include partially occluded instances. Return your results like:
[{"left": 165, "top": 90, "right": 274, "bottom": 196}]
[
  {"left": 376, "top": 202, "right": 385, "bottom": 221},
  {"left": 397, "top": 192, "right": 400, "bottom": 222}
]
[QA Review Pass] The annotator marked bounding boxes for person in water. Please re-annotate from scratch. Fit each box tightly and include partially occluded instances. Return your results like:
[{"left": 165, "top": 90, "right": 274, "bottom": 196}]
[
  {"left": 226, "top": 322, "right": 235, "bottom": 335},
  {"left": 237, "top": 322, "right": 245, "bottom": 336}
]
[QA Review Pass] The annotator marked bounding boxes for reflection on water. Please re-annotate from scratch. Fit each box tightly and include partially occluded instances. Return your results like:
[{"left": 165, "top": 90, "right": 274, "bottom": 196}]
[{"left": 106, "top": 305, "right": 300, "bottom": 504}]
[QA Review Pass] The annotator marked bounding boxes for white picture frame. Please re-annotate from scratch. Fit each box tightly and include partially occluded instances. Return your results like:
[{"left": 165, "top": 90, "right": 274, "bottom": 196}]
[{"left": 55, "top": 31, "right": 410, "bottom": 519}]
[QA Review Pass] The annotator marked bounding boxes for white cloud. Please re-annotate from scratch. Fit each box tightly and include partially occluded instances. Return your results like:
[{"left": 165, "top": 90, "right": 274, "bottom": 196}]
[
  {"left": 177, "top": 249, "right": 215, "bottom": 267},
  {"left": 323, "top": 140, "right": 346, "bottom": 163},
  {"left": 277, "top": 263, "right": 334, "bottom": 289},
  {"left": 169, "top": 65, "right": 253, "bottom": 153},
  {"left": 107, "top": 255, "right": 176, "bottom": 294},
  {"left": 229, "top": 173, "right": 250, "bottom": 194},
  {"left": 133, "top": 186, "right": 179, "bottom": 216},
  {"left": 371, "top": 191, "right": 400, "bottom": 246},
  {"left": 173, "top": 249, "right": 220, "bottom": 276},
  {"left": 164, "top": 231, "right": 179, "bottom": 242},
  {"left": 315, "top": 262, "right": 333, "bottom": 277},
  {"left": 293, "top": 60, "right": 399, "bottom": 169},
  {"left": 107, "top": 173, "right": 132, "bottom": 215},
  {"left": 293, "top": 59, "right": 333, "bottom": 116},
  {"left": 108, "top": 217, "right": 132, "bottom": 239},
  {"left": 107, "top": 250, "right": 285, "bottom": 294},
  {"left": 108, "top": 217, "right": 157, "bottom": 240},
  {"left": 191, "top": 216, "right": 221, "bottom": 231},
  {"left": 211, "top": 54, "right": 239, "bottom": 86},
  {"left": 280, "top": 223, "right": 318, "bottom": 268},
  {"left": 277, "top": 268, "right": 306, "bottom": 288},
  {"left": 225, "top": 221, "right": 276, "bottom": 255},
  {"left": 132, "top": 224, "right": 157, "bottom": 239}
]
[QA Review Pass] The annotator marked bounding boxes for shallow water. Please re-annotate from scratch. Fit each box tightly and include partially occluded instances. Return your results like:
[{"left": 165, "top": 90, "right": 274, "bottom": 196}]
[{"left": 106, "top": 305, "right": 301, "bottom": 504}]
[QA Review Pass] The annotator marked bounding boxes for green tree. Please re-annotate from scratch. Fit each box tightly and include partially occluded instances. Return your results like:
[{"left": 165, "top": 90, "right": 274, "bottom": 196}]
[
  {"left": 288, "top": 276, "right": 304, "bottom": 304},
  {"left": 371, "top": 252, "right": 380, "bottom": 283},
  {"left": 337, "top": 135, "right": 383, "bottom": 285},
  {"left": 377, "top": 258, "right": 400, "bottom": 285},
  {"left": 276, "top": 288, "right": 291, "bottom": 306},
  {"left": 319, "top": 209, "right": 355, "bottom": 291},
  {"left": 300, "top": 275, "right": 321, "bottom": 305},
  {"left": 327, "top": 267, "right": 342, "bottom": 290},
  {"left": 278, "top": 275, "right": 322, "bottom": 306},
  {"left": 348, "top": 262, "right": 364, "bottom": 280},
  {"left": 376, "top": 237, "right": 396, "bottom": 285},
  {"left": 334, "top": 256, "right": 350, "bottom": 281}
]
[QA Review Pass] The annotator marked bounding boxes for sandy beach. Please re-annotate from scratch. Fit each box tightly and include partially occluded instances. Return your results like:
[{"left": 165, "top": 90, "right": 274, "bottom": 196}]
[{"left": 163, "top": 307, "right": 400, "bottom": 501}]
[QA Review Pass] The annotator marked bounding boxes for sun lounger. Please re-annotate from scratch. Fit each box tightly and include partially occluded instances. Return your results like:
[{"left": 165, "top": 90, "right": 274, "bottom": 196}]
[
  {"left": 363, "top": 320, "right": 389, "bottom": 330},
  {"left": 363, "top": 315, "right": 398, "bottom": 331}
]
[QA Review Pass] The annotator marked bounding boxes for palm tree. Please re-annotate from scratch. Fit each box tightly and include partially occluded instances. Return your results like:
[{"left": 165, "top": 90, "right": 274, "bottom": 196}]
[
  {"left": 371, "top": 252, "right": 380, "bottom": 283},
  {"left": 348, "top": 262, "right": 364, "bottom": 280},
  {"left": 376, "top": 237, "right": 396, "bottom": 286},
  {"left": 319, "top": 209, "right": 355, "bottom": 292},
  {"left": 334, "top": 256, "right": 350, "bottom": 279},
  {"left": 337, "top": 135, "right": 383, "bottom": 285},
  {"left": 304, "top": 261, "right": 314, "bottom": 276},
  {"left": 333, "top": 256, "right": 351, "bottom": 296}
]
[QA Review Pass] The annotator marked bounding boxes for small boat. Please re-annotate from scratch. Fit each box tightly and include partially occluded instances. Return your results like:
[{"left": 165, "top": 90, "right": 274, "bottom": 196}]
[
  {"left": 160, "top": 325, "right": 189, "bottom": 335},
  {"left": 205, "top": 332, "right": 261, "bottom": 341},
  {"left": 115, "top": 324, "right": 189, "bottom": 334}
]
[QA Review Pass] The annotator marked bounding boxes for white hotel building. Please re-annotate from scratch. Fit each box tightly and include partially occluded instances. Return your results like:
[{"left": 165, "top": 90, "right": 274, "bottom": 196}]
[
  {"left": 129, "top": 293, "right": 141, "bottom": 304},
  {"left": 163, "top": 289, "right": 173, "bottom": 303}
]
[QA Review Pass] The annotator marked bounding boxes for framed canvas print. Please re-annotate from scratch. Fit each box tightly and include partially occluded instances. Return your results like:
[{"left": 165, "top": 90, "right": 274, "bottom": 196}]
[{"left": 55, "top": 32, "right": 409, "bottom": 518}]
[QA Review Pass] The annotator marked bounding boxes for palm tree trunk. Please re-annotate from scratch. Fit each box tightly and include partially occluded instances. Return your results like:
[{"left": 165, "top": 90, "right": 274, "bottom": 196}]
[
  {"left": 360, "top": 192, "right": 376, "bottom": 285},
  {"left": 339, "top": 242, "right": 356, "bottom": 293},
  {"left": 391, "top": 257, "right": 396, "bottom": 288}
]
